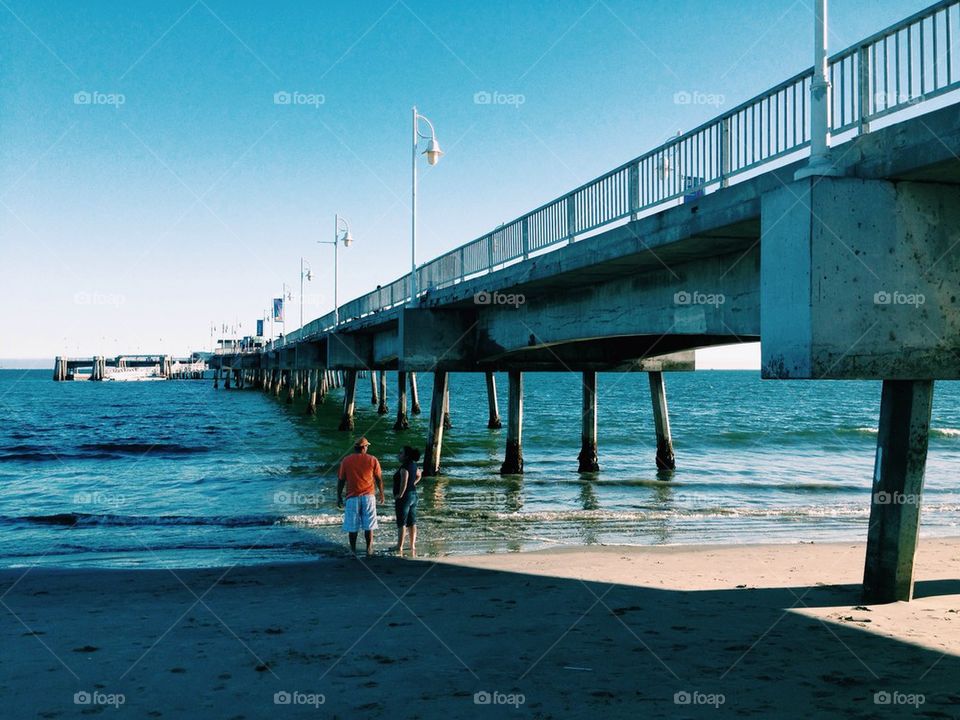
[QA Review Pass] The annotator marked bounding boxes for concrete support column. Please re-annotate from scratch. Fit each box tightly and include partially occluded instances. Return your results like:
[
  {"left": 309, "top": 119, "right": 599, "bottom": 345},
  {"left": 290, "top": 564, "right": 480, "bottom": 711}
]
[
  {"left": 224, "top": 368, "right": 231, "bottom": 390},
  {"left": 286, "top": 370, "right": 294, "bottom": 404},
  {"left": 306, "top": 369, "right": 318, "bottom": 416},
  {"left": 863, "top": 379, "right": 934, "bottom": 604},
  {"left": 370, "top": 370, "right": 379, "bottom": 405},
  {"left": 648, "top": 371, "right": 675, "bottom": 471},
  {"left": 338, "top": 370, "right": 358, "bottom": 431},
  {"left": 318, "top": 370, "right": 328, "bottom": 404},
  {"left": 578, "top": 371, "right": 600, "bottom": 472},
  {"left": 423, "top": 371, "right": 449, "bottom": 477},
  {"left": 394, "top": 371, "right": 409, "bottom": 431},
  {"left": 500, "top": 370, "right": 523, "bottom": 475},
  {"left": 53, "top": 357, "right": 65, "bottom": 382},
  {"left": 377, "top": 370, "right": 388, "bottom": 415},
  {"left": 485, "top": 371, "right": 502, "bottom": 429},
  {"left": 443, "top": 379, "right": 452, "bottom": 429},
  {"left": 213, "top": 366, "right": 220, "bottom": 389},
  {"left": 409, "top": 372, "right": 422, "bottom": 414}
]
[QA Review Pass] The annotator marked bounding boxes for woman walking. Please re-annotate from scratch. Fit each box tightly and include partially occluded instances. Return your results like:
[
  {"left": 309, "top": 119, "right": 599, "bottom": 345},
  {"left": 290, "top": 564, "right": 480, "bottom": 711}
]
[{"left": 393, "top": 445, "right": 421, "bottom": 556}]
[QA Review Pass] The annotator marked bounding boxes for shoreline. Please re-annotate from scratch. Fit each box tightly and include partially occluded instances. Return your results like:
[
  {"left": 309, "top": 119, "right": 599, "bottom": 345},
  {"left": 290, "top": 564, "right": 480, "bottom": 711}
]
[{"left": 2, "top": 538, "right": 958, "bottom": 718}]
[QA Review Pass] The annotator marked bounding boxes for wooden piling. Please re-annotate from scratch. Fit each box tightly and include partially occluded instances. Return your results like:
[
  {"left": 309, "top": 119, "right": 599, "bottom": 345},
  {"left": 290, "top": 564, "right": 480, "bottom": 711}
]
[
  {"left": 500, "top": 370, "right": 523, "bottom": 474},
  {"left": 648, "top": 371, "right": 675, "bottom": 471},
  {"left": 863, "top": 379, "right": 934, "bottom": 603},
  {"left": 338, "top": 370, "right": 358, "bottom": 431},
  {"left": 578, "top": 370, "right": 600, "bottom": 472},
  {"left": 377, "top": 370, "right": 388, "bottom": 415},
  {"left": 318, "top": 370, "right": 328, "bottom": 404},
  {"left": 286, "top": 370, "right": 294, "bottom": 404},
  {"left": 394, "top": 371, "right": 409, "bottom": 431},
  {"left": 485, "top": 371, "right": 502, "bottom": 429},
  {"left": 423, "top": 371, "right": 448, "bottom": 476},
  {"left": 274, "top": 369, "right": 283, "bottom": 397},
  {"left": 409, "top": 372, "right": 421, "bottom": 414},
  {"left": 370, "top": 370, "right": 379, "bottom": 405}
]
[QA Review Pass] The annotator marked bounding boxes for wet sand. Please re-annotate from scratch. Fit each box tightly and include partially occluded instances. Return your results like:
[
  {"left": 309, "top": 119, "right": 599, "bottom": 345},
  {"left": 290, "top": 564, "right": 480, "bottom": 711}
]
[{"left": 1, "top": 538, "right": 959, "bottom": 718}]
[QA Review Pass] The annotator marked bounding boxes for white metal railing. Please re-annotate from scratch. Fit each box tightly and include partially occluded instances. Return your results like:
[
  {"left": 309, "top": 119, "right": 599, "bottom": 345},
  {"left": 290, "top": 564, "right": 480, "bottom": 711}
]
[{"left": 273, "top": 0, "right": 959, "bottom": 349}]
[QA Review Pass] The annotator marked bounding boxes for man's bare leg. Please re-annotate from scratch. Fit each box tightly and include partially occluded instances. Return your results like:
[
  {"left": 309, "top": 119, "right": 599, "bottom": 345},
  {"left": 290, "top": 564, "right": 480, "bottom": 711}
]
[
  {"left": 348, "top": 532, "right": 358, "bottom": 554},
  {"left": 364, "top": 530, "right": 373, "bottom": 556}
]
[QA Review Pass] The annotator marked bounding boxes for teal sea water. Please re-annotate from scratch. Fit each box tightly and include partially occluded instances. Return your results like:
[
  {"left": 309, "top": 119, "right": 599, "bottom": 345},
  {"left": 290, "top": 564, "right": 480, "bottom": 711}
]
[{"left": 1, "top": 368, "right": 958, "bottom": 568}]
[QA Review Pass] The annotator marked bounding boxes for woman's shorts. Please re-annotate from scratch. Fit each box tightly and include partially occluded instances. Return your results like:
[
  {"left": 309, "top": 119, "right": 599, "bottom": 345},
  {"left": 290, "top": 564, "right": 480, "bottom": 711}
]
[{"left": 395, "top": 494, "right": 417, "bottom": 528}]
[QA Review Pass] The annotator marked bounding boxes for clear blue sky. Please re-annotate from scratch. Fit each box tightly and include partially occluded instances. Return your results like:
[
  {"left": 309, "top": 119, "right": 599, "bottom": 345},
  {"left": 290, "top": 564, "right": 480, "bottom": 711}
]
[{"left": 0, "top": 0, "right": 931, "bottom": 364}]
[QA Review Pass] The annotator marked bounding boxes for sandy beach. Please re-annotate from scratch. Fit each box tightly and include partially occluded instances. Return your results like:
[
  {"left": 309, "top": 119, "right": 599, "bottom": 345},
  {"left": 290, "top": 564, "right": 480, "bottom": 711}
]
[{"left": 1, "top": 539, "right": 958, "bottom": 718}]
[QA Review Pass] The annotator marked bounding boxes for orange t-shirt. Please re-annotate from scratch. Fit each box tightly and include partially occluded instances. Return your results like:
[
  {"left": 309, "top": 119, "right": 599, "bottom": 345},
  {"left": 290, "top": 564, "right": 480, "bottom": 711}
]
[{"left": 338, "top": 453, "right": 382, "bottom": 498}]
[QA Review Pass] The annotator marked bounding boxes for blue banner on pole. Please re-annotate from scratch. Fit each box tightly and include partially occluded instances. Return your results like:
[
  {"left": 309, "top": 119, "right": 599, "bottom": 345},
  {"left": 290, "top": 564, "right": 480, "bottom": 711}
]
[
  {"left": 256, "top": 319, "right": 264, "bottom": 337},
  {"left": 272, "top": 298, "right": 284, "bottom": 322}
]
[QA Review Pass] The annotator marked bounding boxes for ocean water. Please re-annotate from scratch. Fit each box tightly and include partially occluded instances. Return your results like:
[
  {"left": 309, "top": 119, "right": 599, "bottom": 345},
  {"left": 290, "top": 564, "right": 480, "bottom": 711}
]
[{"left": 0, "top": 368, "right": 958, "bottom": 568}]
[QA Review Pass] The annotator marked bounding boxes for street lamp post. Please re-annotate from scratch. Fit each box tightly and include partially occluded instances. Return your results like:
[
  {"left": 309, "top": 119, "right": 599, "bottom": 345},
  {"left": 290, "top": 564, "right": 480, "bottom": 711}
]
[
  {"left": 319, "top": 214, "right": 353, "bottom": 326},
  {"left": 300, "top": 257, "right": 313, "bottom": 332},
  {"left": 410, "top": 106, "right": 443, "bottom": 304}
]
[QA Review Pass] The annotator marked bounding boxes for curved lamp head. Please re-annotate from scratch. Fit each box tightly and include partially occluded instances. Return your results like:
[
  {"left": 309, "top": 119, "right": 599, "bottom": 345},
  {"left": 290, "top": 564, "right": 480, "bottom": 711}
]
[
  {"left": 423, "top": 137, "right": 443, "bottom": 166},
  {"left": 341, "top": 230, "right": 354, "bottom": 247}
]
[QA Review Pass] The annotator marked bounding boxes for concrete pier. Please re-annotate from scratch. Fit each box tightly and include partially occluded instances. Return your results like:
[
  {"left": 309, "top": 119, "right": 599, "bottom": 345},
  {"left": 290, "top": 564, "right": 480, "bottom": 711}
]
[
  {"left": 863, "top": 380, "right": 934, "bottom": 603},
  {"left": 53, "top": 356, "right": 66, "bottom": 381},
  {"left": 394, "top": 371, "right": 409, "bottom": 431},
  {"left": 578, "top": 371, "right": 600, "bottom": 472},
  {"left": 648, "top": 371, "right": 675, "bottom": 471},
  {"left": 485, "top": 371, "right": 501, "bottom": 429},
  {"left": 409, "top": 372, "right": 421, "bottom": 414},
  {"left": 338, "top": 370, "right": 358, "bottom": 431},
  {"left": 377, "top": 370, "right": 388, "bottom": 415},
  {"left": 370, "top": 370, "right": 379, "bottom": 405},
  {"left": 500, "top": 370, "right": 523, "bottom": 475},
  {"left": 423, "top": 371, "right": 448, "bottom": 476}
]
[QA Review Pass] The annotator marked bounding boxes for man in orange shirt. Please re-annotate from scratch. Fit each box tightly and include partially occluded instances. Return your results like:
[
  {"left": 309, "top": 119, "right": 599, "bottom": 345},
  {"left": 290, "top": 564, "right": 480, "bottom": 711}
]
[{"left": 337, "top": 437, "right": 385, "bottom": 556}]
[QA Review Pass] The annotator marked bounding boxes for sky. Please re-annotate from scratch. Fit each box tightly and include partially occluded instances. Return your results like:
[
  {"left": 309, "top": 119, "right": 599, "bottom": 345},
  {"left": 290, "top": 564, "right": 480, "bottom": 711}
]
[{"left": 0, "top": 0, "right": 933, "bottom": 365}]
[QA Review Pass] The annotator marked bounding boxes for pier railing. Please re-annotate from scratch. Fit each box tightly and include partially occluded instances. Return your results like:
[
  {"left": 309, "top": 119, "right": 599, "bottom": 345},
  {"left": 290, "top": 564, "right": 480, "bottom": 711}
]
[{"left": 274, "top": 0, "right": 959, "bottom": 350}]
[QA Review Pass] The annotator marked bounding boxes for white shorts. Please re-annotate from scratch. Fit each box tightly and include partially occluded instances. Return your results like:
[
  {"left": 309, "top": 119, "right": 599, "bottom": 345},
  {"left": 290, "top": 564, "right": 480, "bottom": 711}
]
[{"left": 343, "top": 495, "right": 378, "bottom": 532}]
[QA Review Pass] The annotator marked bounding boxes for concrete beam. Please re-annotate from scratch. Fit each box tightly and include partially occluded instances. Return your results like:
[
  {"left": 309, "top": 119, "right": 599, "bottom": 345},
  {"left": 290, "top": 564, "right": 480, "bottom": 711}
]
[
  {"left": 762, "top": 177, "right": 960, "bottom": 379},
  {"left": 398, "top": 308, "right": 477, "bottom": 371},
  {"left": 327, "top": 333, "right": 373, "bottom": 369}
]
